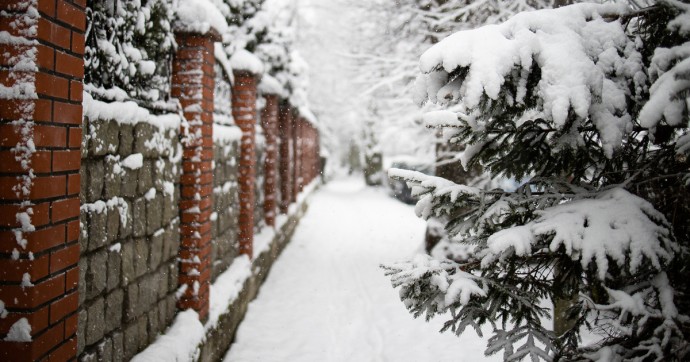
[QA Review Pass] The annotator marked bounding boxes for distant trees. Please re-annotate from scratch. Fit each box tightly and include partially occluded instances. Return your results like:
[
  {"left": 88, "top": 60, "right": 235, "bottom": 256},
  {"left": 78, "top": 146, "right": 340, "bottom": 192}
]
[
  {"left": 385, "top": 1, "right": 689, "bottom": 360},
  {"left": 348, "top": 0, "right": 559, "bottom": 165}
]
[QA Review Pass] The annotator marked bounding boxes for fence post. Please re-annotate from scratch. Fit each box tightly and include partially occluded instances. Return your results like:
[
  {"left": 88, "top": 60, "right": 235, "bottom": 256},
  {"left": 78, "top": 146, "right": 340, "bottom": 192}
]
[
  {"left": 291, "top": 112, "right": 300, "bottom": 202},
  {"left": 232, "top": 71, "right": 259, "bottom": 257},
  {"left": 260, "top": 94, "right": 279, "bottom": 227},
  {"left": 307, "top": 123, "right": 316, "bottom": 184},
  {"left": 171, "top": 29, "right": 220, "bottom": 321},
  {"left": 278, "top": 102, "right": 293, "bottom": 214},
  {"left": 0, "top": 1, "right": 85, "bottom": 360}
]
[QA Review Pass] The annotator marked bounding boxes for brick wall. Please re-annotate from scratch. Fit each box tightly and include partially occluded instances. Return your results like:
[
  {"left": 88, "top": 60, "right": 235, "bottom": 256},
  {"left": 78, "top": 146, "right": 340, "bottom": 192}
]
[
  {"left": 0, "top": 1, "right": 323, "bottom": 360},
  {"left": 211, "top": 59, "right": 240, "bottom": 281},
  {"left": 0, "top": 1, "right": 84, "bottom": 360},
  {"left": 211, "top": 137, "right": 239, "bottom": 280}
]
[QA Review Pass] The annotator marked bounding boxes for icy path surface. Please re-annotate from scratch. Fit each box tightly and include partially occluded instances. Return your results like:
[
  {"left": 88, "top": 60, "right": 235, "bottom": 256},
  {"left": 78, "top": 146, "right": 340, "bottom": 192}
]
[{"left": 224, "top": 177, "right": 496, "bottom": 362}]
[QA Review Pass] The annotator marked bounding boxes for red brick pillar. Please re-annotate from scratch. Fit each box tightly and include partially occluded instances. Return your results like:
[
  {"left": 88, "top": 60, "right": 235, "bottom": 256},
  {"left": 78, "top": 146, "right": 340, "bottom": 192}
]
[
  {"left": 232, "top": 71, "right": 258, "bottom": 257},
  {"left": 313, "top": 126, "right": 320, "bottom": 182},
  {"left": 315, "top": 128, "right": 321, "bottom": 181},
  {"left": 171, "top": 30, "right": 220, "bottom": 321},
  {"left": 0, "top": 1, "right": 84, "bottom": 360},
  {"left": 311, "top": 125, "right": 318, "bottom": 183},
  {"left": 306, "top": 124, "right": 315, "bottom": 184},
  {"left": 299, "top": 117, "right": 308, "bottom": 195},
  {"left": 278, "top": 102, "right": 293, "bottom": 214},
  {"left": 260, "top": 94, "right": 279, "bottom": 227},
  {"left": 308, "top": 124, "right": 315, "bottom": 184},
  {"left": 291, "top": 113, "right": 301, "bottom": 202}
]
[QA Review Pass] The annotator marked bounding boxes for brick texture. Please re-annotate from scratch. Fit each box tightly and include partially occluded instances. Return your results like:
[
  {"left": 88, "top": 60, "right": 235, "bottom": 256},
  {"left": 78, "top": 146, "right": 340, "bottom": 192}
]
[
  {"left": 171, "top": 31, "right": 220, "bottom": 321},
  {"left": 260, "top": 95, "right": 279, "bottom": 227},
  {"left": 232, "top": 71, "right": 258, "bottom": 257},
  {"left": 292, "top": 116, "right": 303, "bottom": 201},
  {"left": 278, "top": 102, "right": 294, "bottom": 214},
  {"left": 0, "top": 1, "right": 84, "bottom": 361}
]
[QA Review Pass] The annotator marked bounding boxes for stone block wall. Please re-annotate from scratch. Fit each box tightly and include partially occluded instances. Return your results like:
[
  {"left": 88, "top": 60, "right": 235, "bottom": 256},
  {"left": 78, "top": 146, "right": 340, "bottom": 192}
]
[
  {"left": 211, "top": 137, "right": 239, "bottom": 281},
  {"left": 77, "top": 115, "right": 181, "bottom": 360}
]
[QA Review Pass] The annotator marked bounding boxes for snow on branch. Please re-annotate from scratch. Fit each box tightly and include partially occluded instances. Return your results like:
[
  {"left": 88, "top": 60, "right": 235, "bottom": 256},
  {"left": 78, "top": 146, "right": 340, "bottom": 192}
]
[
  {"left": 422, "top": 110, "right": 462, "bottom": 128},
  {"left": 414, "top": 3, "right": 645, "bottom": 157},
  {"left": 383, "top": 254, "right": 486, "bottom": 315},
  {"left": 480, "top": 188, "right": 677, "bottom": 279},
  {"left": 392, "top": 166, "right": 677, "bottom": 282},
  {"left": 388, "top": 168, "right": 481, "bottom": 219},
  {"left": 639, "top": 40, "right": 690, "bottom": 129}
]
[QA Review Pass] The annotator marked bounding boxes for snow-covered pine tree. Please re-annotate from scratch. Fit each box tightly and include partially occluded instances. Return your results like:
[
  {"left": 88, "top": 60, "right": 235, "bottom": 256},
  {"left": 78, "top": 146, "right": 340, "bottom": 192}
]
[
  {"left": 85, "top": 0, "right": 176, "bottom": 105},
  {"left": 384, "top": 1, "right": 690, "bottom": 360}
]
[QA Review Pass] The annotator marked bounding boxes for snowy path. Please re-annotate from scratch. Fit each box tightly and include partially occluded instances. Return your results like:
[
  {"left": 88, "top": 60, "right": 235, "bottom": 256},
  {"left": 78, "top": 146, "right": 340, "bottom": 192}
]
[{"left": 224, "top": 177, "right": 496, "bottom": 362}]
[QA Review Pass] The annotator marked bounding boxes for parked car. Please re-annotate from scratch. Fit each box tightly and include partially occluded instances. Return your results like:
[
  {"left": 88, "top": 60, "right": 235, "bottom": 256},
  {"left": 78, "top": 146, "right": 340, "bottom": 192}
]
[{"left": 385, "top": 156, "right": 434, "bottom": 204}]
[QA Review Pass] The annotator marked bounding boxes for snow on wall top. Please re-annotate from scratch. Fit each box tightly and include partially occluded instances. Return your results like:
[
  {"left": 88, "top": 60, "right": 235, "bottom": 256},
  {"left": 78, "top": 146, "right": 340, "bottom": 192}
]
[
  {"left": 83, "top": 92, "right": 181, "bottom": 130},
  {"left": 213, "top": 123, "right": 242, "bottom": 143},
  {"left": 130, "top": 309, "right": 204, "bottom": 362},
  {"left": 173, "top": 0, "right": 228, "bottom": 36},
  {"left": 231, "top": 49, "right": 264, "bottom": 75},
  {"left": 258, "top": 74, "right": 286, "bottom": 97}
]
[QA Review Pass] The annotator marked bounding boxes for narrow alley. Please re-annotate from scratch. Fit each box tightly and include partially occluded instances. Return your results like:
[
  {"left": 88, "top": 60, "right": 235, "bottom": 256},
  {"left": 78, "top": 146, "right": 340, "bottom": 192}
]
[
  {"left": 1, "top": 1, "right": 688, "bottom": 361},
  {"left": 224, "top": 178, "right": 496, "bottom": 362}
]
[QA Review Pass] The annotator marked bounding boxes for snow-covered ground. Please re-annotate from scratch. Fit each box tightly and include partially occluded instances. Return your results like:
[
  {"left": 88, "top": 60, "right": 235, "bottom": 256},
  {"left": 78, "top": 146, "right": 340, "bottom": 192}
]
[{"left": 224, "top": 177, "right": 497, "bottom": 362}]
